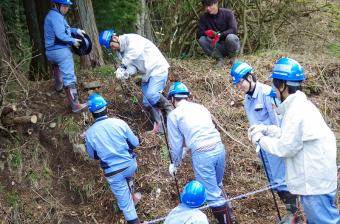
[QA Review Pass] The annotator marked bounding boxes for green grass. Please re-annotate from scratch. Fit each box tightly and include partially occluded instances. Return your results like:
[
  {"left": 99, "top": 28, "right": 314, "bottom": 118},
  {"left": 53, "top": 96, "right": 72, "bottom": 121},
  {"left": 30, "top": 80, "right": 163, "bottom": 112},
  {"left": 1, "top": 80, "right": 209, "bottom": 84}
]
[
  {"left": 7, "top": 192, "right": 19, "bottom": 207},
  {"left": 326, "top": 43, "right": 340, "bottom": 57},
  {"left": 7, "top": 148, "right": 22, "bottom": 170},
  {"left": 159, "top": 144, "right": 169, "bottom": 162},
  {"left": 63, "top": 116, "right": 81, "bottom": 144}
]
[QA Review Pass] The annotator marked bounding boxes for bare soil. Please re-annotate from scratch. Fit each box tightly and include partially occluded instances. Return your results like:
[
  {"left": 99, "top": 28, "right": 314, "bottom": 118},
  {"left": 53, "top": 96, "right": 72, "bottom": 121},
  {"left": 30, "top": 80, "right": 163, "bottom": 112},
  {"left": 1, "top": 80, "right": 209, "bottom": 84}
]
[{"left": 0, "top": 55, "right": 339, "bottom": 223}]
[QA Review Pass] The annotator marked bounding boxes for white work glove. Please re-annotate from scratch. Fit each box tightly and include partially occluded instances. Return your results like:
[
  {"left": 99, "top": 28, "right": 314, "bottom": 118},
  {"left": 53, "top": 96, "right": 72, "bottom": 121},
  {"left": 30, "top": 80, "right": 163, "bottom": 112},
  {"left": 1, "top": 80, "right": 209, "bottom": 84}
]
[
  {"left": 250, "top": 131, "right": 264, "bottom": 145},
  {"left": 181, "top": 147, "right": 189, "bottom": 159},
  {"left": 248, "top": 124, "right": 267, "bottom": 141},
  {"left": 115, "top": 67, "right": 130, "bottom": 80},
  {"left": 76, "top": 29, "right": 86, "bottom": 37},
  {"left": 73, "top": 38, "right": 82, "bottom": 48},
  {"left": 266, "top": 125, "right": 281, "bottom": 138},
  {"left": 168, "top": 163, "right": 177, "bottom": 177}
]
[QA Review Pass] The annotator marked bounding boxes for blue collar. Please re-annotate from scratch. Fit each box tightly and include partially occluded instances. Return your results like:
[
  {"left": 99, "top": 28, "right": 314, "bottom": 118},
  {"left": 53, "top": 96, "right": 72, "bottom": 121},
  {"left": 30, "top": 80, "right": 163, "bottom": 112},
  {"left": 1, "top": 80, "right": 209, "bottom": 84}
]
[{"left": 94, "top": 115, "right": 108, "bottom": 123}]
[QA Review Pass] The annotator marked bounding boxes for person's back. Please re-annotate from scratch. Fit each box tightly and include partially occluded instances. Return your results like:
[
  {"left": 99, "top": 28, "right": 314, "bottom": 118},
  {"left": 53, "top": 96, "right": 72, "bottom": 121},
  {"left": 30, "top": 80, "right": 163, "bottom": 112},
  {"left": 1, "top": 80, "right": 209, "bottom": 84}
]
[
  {"left": 117, "top": 34, "right": 169, "bottom": 81},
  {"left": 164, "top": 204, "right": 209, "bottom": 224},
  {"left": 168, "top": 100, "right": 221, "bottom": 153}
]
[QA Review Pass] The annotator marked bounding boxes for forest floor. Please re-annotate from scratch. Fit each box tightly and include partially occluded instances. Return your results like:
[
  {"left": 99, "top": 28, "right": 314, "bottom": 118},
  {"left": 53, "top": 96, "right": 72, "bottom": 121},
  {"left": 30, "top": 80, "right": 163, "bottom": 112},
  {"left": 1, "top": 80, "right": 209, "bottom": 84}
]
[{"left": 0, "top": 51, "right": 339, "bottom": 223}]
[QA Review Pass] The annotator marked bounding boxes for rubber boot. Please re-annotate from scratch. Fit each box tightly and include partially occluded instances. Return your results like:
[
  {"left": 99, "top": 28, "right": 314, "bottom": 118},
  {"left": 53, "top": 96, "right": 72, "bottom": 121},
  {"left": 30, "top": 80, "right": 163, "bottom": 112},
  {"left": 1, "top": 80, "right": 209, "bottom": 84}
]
[
  {"left": 211, "top": 203, "right": 237, "bottom": 224},
  {"left": 64, "top": 85, "right": 87, "bottom": 113},
  {"left": 146, "top": 107, "right": 164, "bottom": 135},
  {"left": 277, "top": 191, "right": 302, "bottom": 224},
  {"left": 127, "top": 178, "right": 142, "bottom": 206},
  {"left": 52, "top": 64, "right": 63, "bottom": 92},
  {"left": 156, "top": 94, "right": 173, "bottom": 116},
  {"left": 127, "top": 218, "right": 141, "bottom": 224}
]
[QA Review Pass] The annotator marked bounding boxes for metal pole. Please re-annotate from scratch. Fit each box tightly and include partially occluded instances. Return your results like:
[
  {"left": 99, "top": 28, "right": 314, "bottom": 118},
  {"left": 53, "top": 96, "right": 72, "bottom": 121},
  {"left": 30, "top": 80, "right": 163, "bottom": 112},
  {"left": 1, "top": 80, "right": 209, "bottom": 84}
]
[
  {"left": 258, "top": 145, "right": 282, "bottom": 221},
  {"left": 160, "top": 112, "right": 181, "bottom": 202}
]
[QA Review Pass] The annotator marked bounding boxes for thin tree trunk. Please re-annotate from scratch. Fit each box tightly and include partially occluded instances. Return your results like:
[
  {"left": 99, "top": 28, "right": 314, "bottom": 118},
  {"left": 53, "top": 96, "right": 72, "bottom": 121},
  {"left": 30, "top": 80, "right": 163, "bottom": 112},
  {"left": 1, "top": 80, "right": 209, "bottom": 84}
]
[
  {"left": 23, "top": 0, "right": 49, "bottom": 80},
  {"left": 74, "top": 0, "right": 104, "bottom": 69},
  {"left": 136, "top": 0, "right": 154, "bottom": 42},
  {"left": 0, "top": 8, "right": 11, "bottom": 128}
]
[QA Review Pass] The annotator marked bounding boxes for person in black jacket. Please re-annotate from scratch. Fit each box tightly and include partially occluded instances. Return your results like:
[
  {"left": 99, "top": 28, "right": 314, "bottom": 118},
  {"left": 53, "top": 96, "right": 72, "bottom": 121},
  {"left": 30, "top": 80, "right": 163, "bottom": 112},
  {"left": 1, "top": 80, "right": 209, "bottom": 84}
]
[{"left": 197, "top": 0, "right": 240, "bottom": 67}]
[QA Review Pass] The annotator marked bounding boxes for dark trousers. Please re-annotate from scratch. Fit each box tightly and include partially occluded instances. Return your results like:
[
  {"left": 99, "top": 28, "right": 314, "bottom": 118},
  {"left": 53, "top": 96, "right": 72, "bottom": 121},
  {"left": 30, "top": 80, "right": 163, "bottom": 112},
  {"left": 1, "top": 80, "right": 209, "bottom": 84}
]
[{"left": 198, "top": 34, "right": 240, "bottom": 59}]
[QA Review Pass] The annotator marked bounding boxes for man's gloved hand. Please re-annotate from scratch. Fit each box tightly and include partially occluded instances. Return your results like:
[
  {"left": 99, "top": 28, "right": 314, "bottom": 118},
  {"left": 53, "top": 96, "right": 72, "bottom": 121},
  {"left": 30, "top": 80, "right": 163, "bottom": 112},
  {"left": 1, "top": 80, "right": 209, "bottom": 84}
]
[
  {"left": 76, "top": 29, "right": 86, "bottom": 37},
  {"left": 248, "top": 124, "right": 267, "bottom": 141},
  {"left": 250, "top": 131, "right": 264, "bottom": 145},
  {"left": 115, "top": 66, "right": 130, "bottom": 80},
  {"left": 211, "top": 34, "right": 220, "bottom": 46},
  {"left": 266, "top": 125, "right": 281, "bottom": 138},
  {"left": 168, "top": 163, "right": 177, "bottom": 177},
  {"left": 204, "top": 29, "right": 218, "bottom": 38},
  {"left": 73, "top": 38, "right": 82, "bottom": 48}
]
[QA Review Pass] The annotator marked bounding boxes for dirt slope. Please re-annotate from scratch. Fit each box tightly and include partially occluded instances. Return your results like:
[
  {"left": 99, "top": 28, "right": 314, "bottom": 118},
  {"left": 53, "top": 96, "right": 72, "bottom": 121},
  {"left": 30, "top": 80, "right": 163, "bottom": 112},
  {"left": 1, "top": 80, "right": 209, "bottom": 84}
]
[{"left": 0, "top": 54, "right": 339, "bottom": 223}]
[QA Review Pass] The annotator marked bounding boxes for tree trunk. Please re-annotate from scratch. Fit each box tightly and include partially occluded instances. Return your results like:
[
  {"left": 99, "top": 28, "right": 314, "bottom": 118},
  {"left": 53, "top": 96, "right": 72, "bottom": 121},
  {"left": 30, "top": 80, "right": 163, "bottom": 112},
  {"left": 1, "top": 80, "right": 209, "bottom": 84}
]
[
  {"left": 0, "top": 8, "right": 12, "bottom": 129},
  {"left": 136, "top": 0, "right": 154, "bottom": 42},
  {"left": 74, "top": 0, "right": 104, "bottom": 69},
  {"left": 23, "top": 0, "right": 50, "bottom": 81}
]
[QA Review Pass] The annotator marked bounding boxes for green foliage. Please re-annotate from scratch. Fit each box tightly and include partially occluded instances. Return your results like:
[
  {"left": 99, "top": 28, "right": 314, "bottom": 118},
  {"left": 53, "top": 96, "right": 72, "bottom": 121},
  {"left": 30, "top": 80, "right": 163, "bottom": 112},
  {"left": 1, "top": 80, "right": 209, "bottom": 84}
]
[
  {"left": 93, "top": 0, "right": 140, "bottom": 33},
  {"left": 63, "top": 116, "right": 81, "bottom": 144},
  {"left": 0, "top": 0, "right": 31, "bottom": 66},
  {"left": 160, "top": 144, "right": 169, "bottom": 162},
  {"left": 7, "top": 148, "right": 22, "bottom": 170},
  {"left": 7, "top": 192, "right": 19, "bottom": 207}
]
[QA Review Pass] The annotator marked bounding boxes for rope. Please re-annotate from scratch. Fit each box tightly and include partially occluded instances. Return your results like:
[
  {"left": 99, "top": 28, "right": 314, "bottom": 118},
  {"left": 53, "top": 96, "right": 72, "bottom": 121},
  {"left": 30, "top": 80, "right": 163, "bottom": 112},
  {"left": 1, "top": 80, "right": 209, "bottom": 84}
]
[{"left": 143, "top": 165, "right": 340, "bottom": 223}]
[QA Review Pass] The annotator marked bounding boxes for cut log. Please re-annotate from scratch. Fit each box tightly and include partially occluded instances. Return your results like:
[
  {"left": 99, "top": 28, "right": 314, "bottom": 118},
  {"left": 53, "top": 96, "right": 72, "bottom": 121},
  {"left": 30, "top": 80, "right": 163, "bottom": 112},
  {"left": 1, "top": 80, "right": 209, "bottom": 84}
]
[
  {"left": 1, "top": 104, "right": 17, "bottom": 116},
  {"left": 83, "top": 81, "right": 102, "bottom": 90},
  {"left": 2, "top": 115, "right": 38, "bottom": 126}
]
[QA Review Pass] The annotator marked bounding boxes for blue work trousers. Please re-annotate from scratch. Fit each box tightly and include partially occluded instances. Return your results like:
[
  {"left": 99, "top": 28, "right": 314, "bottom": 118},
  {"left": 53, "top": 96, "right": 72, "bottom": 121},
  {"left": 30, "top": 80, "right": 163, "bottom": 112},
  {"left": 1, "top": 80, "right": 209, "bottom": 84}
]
[
  {"left": 106, "top": 159, "right": 138, "bottom": 221},
  {"left": 301, "top": 190, "right": 340, "bottom": 224},
  {"left": 259, "top": 149, "right": 288, "bottom": 192},
  {"left": 141, "top": 71, "right": 168, "bottom": 107},
  {"left": 45, "top": 47, "right": 76, "bottom": 87},
  {"left": 192, "top": 142, "right": 226, "bottom": 207}
]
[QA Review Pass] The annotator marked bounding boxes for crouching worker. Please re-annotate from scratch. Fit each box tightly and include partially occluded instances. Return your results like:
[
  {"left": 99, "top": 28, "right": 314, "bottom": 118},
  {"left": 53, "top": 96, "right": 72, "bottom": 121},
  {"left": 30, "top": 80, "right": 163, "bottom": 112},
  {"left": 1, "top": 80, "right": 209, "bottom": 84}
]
[
  {"left": 249, "top": 58, "right": 340, "bottom": 223},
  {"left": 164, "top": 180, "right": 209, "bottom": 224},
  {"left": 166, "top": 82, "right": 237, "bottom": 224},
  {"left": 85, "top": 93, "right": 142, "bottom": 224},
  {"left": 98, "top": 29, "right": 172, "bottom": 134}
]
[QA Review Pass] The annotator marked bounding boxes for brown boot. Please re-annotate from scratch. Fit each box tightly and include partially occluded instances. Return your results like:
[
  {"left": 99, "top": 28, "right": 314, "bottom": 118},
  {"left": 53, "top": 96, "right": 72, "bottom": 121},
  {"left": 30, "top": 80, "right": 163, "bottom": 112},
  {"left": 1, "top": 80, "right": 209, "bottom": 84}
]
[
  {"left": 211, "top": 203, "right": 238, "bottom": 224},
  {"left": 64, "top": 85, "right": 87, "bottom": 113},
  {"left": 52, "top": 64, "right": 63, "bottom": 92}
]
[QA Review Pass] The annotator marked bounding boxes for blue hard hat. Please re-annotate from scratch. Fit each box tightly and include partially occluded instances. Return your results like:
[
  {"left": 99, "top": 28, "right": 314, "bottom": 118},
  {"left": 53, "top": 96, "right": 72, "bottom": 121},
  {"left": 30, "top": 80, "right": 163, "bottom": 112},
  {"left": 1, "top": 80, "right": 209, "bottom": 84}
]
[
  {"left": 230, "top": 62, "right": 253, "bottom": 85},
  {"left": 99, "top": 29, "right": 115, "bottom": 49},
  {"left": 52, "top": 0, "right": 73, "bottom": 5},
  {"left": 88, "top": 93, "right": 108, "bottom": 113},
  {"left": 181, "top": 180, "right": 206, "bottom": 208},
  {"left": 167, "top": 82, "right": 190, "bottom": 99},
  {"left": 271, "top": 57, "right": 305, "bottom": 81}
]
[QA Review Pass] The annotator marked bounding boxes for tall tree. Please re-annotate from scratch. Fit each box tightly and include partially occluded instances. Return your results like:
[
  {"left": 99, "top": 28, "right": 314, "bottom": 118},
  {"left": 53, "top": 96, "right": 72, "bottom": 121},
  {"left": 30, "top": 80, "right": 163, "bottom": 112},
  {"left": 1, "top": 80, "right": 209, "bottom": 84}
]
[
  {"left": 23, "top": 0, "right": 50, "bottom": 80},
  {"left": 0, "top": 8, "right": 11, "bottom": 126},
  {"left": 74, "top": 0, "right": 104, "bottom": 69},
  {"left": 136, "top": 0, "right": 153, "bottom": 41}
]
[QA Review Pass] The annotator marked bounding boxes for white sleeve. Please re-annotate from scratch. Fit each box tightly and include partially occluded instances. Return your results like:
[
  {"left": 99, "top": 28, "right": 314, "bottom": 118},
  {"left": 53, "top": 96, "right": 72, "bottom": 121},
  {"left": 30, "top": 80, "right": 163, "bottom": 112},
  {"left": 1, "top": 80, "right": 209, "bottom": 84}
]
[
  {"left": 259, "top": 117, "right": 303, "bottom": 158},
  {"left": 121, "top": 38, "right": 144, "bottom": 66}
]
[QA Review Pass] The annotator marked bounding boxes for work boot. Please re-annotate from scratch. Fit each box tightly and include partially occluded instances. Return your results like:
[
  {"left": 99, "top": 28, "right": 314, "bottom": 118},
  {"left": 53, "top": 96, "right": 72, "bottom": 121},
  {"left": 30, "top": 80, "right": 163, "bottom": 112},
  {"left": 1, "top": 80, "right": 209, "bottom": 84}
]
[
  {"left": 211, "top": 48, "right": 225, "bottom": 68},
  {"left": 127, "top": 218, "right": 141, "bottom": 224},
  {"left": 52, "top": 64, "right": 63, "bottom": 92},
  {"left": 277, "top": 191, "right": 302, "bottom": 224},
  {"left": 211, "top": 203, "right": 238, "bottom": 224},
  {"left": 64, "top": 85, "right": 87, "bottom": 113},
  {"left": 156, "top": 94, "right": 173, "bottom": 116},
  {"left": 146, "top": 107, "right": 164, "bottom": 135}
]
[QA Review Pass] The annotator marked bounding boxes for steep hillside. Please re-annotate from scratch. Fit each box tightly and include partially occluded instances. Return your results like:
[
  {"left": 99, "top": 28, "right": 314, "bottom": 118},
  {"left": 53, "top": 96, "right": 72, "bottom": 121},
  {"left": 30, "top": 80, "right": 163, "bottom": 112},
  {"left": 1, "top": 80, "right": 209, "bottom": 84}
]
[{"left": 0, "top": 53, "right": 339, "bottom": 223}]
